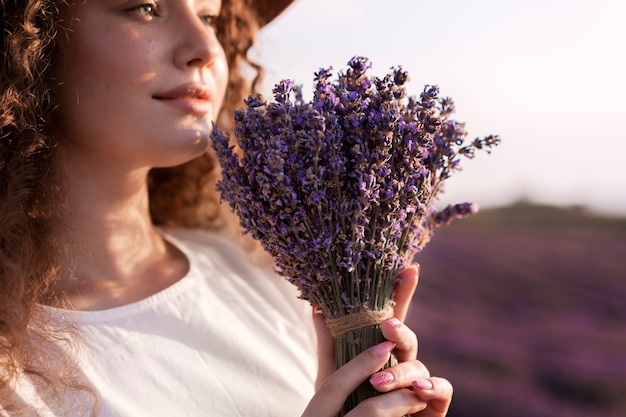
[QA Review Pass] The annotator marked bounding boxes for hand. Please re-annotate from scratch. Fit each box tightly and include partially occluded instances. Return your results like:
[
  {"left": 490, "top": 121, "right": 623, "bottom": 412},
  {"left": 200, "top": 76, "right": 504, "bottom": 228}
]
[{"left": 304, "top": 263, "right": 453, "bottom": 417}]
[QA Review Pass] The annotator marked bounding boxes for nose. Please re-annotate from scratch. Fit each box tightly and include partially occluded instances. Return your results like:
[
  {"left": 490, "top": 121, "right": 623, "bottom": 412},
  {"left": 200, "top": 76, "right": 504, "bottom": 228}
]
[{"left": 174, "top": 13, "right": 220, "bottom": 69}]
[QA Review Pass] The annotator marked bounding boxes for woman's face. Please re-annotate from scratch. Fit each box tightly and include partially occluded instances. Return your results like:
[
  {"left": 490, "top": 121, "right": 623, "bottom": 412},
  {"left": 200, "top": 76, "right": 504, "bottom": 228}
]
[{"left": 55, "top": 0, "right": 228, "bottom": 169}]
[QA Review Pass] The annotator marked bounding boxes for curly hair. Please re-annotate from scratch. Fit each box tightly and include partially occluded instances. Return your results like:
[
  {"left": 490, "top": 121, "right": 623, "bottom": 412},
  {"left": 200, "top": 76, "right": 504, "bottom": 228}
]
[{"left": 0, "top": 0, "right": 265, "bottom": 413}]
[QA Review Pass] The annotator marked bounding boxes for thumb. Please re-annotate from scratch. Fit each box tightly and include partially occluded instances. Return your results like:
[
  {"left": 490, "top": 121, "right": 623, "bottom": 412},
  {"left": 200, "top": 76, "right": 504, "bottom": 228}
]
[
  {"left": 394, "top": 262, "right": 420, "bottom": 322},
  {"left": 312, "top": 307, "right": 336, "bottom": 390}
]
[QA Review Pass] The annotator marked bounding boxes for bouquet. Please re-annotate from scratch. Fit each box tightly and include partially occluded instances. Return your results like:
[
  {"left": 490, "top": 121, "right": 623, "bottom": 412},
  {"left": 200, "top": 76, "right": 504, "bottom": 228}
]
[{"left": 211, "top": 56, "right": 500, "bottom": 415}]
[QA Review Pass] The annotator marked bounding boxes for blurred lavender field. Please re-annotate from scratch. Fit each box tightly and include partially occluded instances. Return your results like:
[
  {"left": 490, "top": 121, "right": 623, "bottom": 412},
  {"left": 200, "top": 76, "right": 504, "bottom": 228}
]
[{"left": 407, "top": 203, "right": 626, "bottom": 417}]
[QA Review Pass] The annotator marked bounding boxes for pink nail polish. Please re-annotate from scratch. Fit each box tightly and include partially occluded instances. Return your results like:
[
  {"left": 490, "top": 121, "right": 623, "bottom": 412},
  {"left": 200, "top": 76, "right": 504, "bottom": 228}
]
[
  {"left": 371, "top": 341, "right": 396, "bottom": 356},
  {"left": 370, "top": 372, "right": 394, "bottom": 386},
  {"left": 385, "top": 317, "right": 402, "bottom": 328},
  {"left": 412, "top": 379, "right": 433, "bottom": 390}
]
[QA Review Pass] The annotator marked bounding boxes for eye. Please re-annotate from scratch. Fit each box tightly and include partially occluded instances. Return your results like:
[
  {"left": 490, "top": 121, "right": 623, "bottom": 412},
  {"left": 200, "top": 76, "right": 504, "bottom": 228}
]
[
  {"left": 131, "top": 3, "right": 161, "bottom": 20},
  {"left": 200, "top": 14, "right": 218, "bottom": 29}
]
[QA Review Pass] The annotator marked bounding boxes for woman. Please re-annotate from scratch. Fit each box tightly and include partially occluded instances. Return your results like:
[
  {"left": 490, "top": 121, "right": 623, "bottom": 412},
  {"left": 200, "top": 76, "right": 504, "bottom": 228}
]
[{"left": 0, "top": 0, "right": 452, "bottom": 415}]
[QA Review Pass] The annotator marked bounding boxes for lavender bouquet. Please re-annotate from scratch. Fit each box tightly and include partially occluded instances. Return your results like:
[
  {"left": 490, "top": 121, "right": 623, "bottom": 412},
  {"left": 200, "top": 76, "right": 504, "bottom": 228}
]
[{"left": 211, "top": 56, "right": 500, "bottom": 415}]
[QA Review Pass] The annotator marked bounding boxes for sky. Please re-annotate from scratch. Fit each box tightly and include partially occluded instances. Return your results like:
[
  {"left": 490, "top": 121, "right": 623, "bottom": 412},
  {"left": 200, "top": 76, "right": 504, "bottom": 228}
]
[{"left": 250, "top": 0, "right": 626, "bottom": 215}]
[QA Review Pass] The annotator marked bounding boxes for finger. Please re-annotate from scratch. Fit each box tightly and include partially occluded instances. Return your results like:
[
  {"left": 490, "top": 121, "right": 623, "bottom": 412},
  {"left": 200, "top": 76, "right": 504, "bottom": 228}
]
[
  {"left": 345, "top": 388, "right": 428, "bottom": 417},
  {"left": 380, "top": 316, "right": 418, "bottom": 362},
  {"left": 369, "top": 360, "right": 430, "bottom": 393},
  {"left": 302, "top": 341, "right": 396, "bottom": 417},
  {"left": 412, "top": 377, "right": 454, "bottom": 417},
  {"left": 394, "top": 263, "right": 419, "bottom": 321},
  {"left": 312, "top": 306, "right": 336, "bottom": 390}
]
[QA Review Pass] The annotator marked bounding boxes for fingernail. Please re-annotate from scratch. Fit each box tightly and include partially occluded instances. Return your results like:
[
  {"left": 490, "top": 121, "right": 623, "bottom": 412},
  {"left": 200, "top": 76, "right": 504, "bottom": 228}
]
[
  {"left": 412, "top": 379, "right": 433, "bottom": 390},
  {"left": 371, "top": 341, "right": 396, "bottom": 357},
  {"left": 398, "top": 262, "right": 419, "bottom": 277},
  {"left": 398, "top": 262, "right": 420, "bottom": 274},
  {"left": 385, "top": 317, "right": 402, "bottom": 328},
  {"left": 370, "top": 372, "right": 394, "bottom": 386}
]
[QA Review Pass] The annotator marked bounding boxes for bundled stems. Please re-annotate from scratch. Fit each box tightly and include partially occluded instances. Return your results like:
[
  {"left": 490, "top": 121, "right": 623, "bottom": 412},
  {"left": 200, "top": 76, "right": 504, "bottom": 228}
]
[{"left": 336, "top": 325, "right": 397, "bottom": 416}]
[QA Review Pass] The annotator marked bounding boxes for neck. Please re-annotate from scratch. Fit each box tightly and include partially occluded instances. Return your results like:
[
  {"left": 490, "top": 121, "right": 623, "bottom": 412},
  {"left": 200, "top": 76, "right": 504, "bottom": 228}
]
[{"left": 53, "top": 147, "right": 188, "bottom": 310}]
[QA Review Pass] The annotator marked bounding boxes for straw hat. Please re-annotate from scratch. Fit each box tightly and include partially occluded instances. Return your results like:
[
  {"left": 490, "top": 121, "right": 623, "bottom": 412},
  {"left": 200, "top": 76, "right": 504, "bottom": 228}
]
[{"left": 252, "top": 0, "right": 295, "bottom": 26}]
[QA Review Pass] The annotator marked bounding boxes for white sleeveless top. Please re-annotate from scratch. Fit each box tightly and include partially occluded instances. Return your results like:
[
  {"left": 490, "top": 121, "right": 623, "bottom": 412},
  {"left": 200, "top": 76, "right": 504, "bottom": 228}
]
[{"left": 6, "top": 229, "right": 316, "bottom": 416}]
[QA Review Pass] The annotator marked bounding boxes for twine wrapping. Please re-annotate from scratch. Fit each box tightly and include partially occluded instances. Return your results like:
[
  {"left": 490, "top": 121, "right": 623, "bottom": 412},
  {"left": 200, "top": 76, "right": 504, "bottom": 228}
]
[{"left": 326, "top": 301, "right": 396, "bottom": 338}]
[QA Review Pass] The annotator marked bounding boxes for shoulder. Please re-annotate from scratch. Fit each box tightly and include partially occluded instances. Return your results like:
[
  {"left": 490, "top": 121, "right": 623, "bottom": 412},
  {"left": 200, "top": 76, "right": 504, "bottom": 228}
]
[
  {"left": 161, "top": 226, "right": 316, "bottom": 367},
  {"left": 161, "top": 227, "right": 239, "bottom": 254},
  {"left": 161, "top": 227, "right": 311, "bottom": 322},
  {"left": 161, "top": 227, "right": 271, "bottom": 284}
]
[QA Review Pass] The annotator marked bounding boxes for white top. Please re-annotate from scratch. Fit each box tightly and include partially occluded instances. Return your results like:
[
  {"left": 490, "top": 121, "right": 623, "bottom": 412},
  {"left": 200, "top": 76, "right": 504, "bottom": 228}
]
[{"left": 6, "top": 229, "right": 317, "bottom": 417}]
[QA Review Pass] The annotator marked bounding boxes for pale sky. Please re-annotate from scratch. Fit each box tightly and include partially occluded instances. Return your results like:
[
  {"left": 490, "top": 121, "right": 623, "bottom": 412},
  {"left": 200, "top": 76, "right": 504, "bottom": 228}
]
[{"left": 251, "top": 0, "right": 626, "bottom": 215}]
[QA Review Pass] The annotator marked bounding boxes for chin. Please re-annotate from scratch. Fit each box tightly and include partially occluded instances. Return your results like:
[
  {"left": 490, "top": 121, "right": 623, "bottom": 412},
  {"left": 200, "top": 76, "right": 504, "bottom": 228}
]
[{"left": 153, "top": 139, "right": 211, "bottom": 169}]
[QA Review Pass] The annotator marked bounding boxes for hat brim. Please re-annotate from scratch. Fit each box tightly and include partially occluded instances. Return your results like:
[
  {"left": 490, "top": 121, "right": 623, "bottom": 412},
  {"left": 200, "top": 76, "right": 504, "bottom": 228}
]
[{"left": 252, "top": 0, "right": 295, "bottom": 27}]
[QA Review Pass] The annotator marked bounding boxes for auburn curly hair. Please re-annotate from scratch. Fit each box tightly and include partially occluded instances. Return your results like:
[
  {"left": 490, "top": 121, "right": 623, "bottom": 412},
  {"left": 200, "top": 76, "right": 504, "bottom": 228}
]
[{"left": 0, "top": 0, "right": 265, "bottom": 413}]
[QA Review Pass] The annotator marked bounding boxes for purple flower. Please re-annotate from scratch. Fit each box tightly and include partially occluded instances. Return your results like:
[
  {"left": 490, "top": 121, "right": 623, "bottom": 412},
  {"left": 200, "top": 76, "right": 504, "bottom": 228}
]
[{"left": 211, "top": 57, "right": 500, "bottom": 320}]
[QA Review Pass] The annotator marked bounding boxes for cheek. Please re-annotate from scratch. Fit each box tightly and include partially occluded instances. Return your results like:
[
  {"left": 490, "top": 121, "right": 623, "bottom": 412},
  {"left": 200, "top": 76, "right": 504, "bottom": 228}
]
[
  {"left": 55, "top": 33, "right": 156, "bottom": 136},
  {"left": 55, "top": 56, "right": 116, "bottom": 141},
  {"left": 56, "top": 31, "right": 107, "bottom": 116}
]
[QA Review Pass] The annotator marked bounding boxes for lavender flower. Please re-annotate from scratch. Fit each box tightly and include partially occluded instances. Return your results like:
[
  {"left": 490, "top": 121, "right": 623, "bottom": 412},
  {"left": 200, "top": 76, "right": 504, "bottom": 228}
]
[{"left": 211, "top": 56, "right": 500, "bottom": 414}]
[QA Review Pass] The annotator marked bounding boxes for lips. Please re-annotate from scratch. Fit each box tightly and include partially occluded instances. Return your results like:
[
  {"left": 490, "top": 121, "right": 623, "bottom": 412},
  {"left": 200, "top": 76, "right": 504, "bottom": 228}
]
[{"left": 153, "top": 83, "right": 213, "bottom": 114}]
